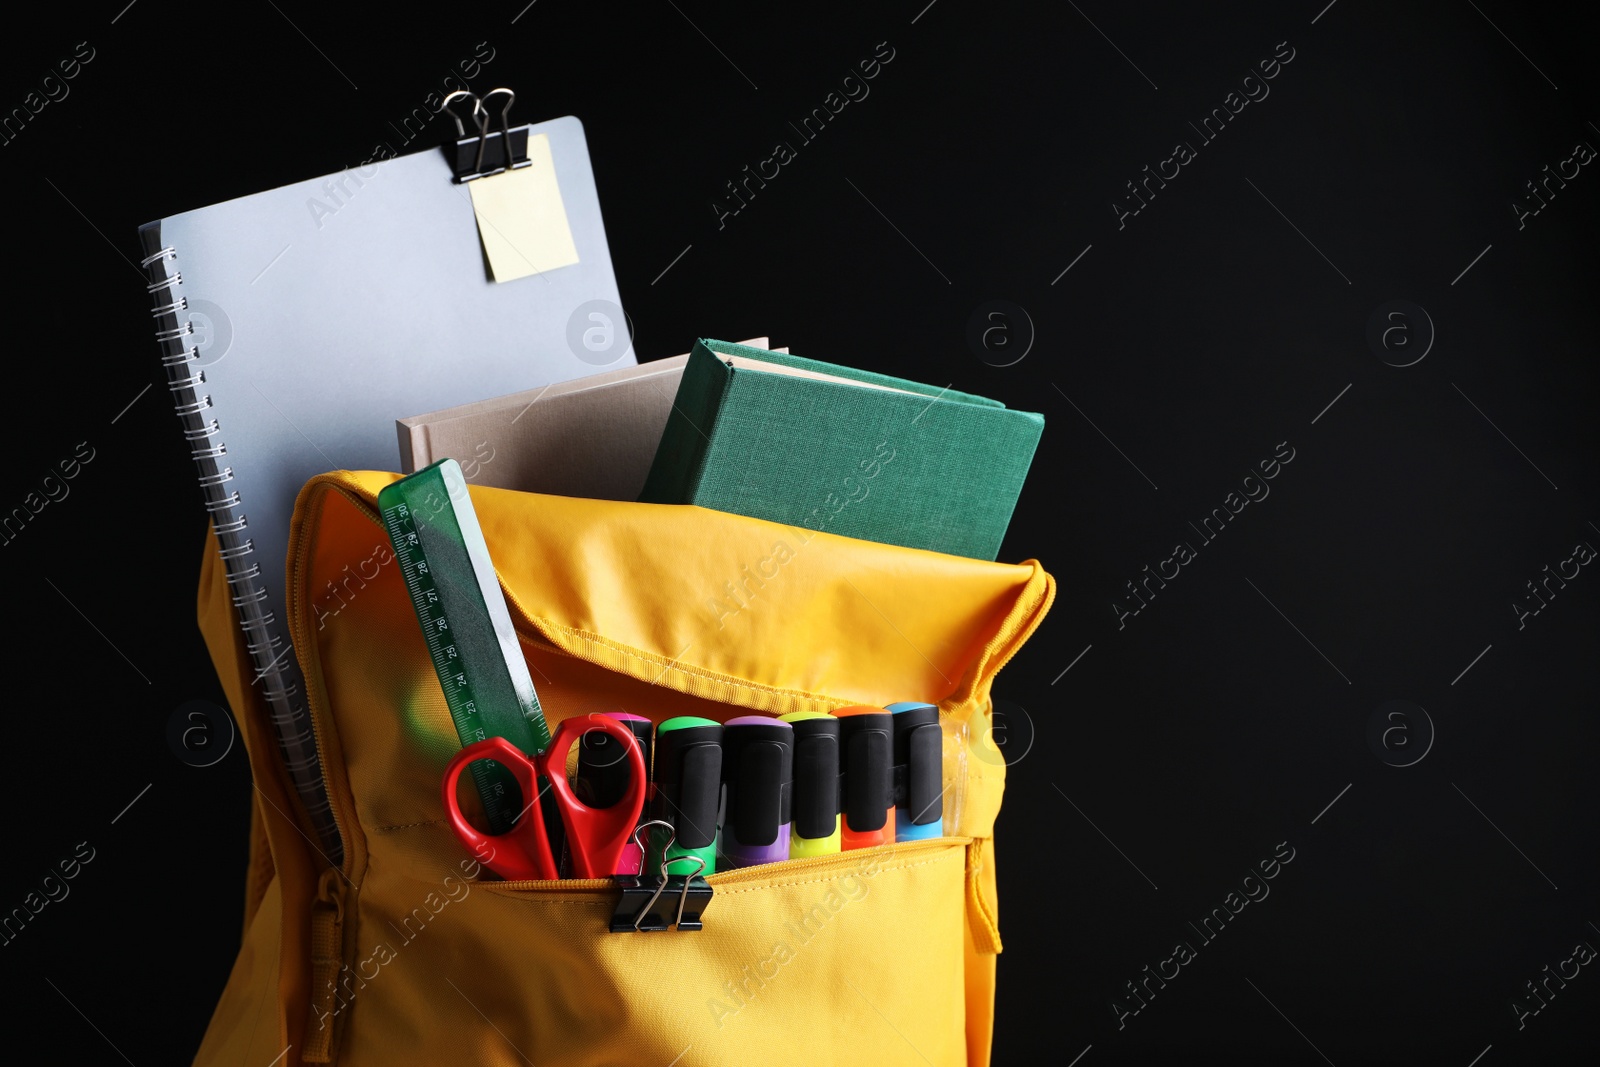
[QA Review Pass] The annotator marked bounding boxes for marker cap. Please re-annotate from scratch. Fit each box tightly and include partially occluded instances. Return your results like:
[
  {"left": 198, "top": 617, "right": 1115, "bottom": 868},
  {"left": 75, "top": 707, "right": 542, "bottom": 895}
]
[
  {"left": 574, "top": 712, "right": 654, "bottom": 875},
  {"left": 889, "top": 702, "right": 942, "bottom": 841},
  {"left": 779, "top": 711, "right": 842, "bottom": 856},
  {"left": 574, "top": 712, "right": 653, "bottom": 808},
  {"left": 649, "top": 716, "right": 722, "bottom": 875},
  {"left": 832, "top": 705, "right": 893, "bottom": 850},
  {"left": 720, "top": 716, "right": 793, "bottom": 869}
]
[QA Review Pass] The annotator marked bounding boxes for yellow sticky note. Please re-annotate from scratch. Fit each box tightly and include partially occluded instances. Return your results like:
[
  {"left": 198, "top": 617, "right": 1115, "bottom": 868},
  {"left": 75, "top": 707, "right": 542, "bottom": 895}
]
[{"left": 467, "top": 133, "right": 580, "bottom": 283}]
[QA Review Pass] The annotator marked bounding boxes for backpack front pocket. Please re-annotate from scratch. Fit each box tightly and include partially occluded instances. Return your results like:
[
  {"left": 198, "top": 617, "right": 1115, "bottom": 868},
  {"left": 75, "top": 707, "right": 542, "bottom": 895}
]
[{"left": 329, "top": 838, "right": 969, "bottom": 1067}]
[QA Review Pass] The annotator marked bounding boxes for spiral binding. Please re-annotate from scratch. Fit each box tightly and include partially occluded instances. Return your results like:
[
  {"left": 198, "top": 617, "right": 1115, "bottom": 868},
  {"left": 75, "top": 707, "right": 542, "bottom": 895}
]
[{"left": 139, "top": 241, "right": 343, "bottom": 866}]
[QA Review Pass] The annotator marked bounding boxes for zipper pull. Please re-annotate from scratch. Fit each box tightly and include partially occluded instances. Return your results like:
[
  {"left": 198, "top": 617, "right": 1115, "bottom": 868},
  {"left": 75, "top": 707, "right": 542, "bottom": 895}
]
[{"left": 304, "top": 867, "right": 347, "bottom": 1063}]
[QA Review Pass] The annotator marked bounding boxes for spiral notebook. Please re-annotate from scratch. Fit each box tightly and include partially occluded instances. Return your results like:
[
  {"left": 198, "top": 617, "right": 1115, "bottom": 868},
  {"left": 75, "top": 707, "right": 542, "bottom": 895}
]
[{"left": 138, "top": 107, "right": 628, "bottom": 862}]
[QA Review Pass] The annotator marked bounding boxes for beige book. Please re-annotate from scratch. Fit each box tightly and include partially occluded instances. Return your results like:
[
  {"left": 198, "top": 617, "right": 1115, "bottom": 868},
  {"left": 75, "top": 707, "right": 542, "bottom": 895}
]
[{"left": 397, "top": 338, "right": 784, "bottom": 501}]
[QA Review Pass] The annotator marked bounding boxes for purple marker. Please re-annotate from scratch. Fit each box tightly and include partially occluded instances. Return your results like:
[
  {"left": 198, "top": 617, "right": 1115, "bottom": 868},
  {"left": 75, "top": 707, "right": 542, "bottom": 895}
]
[{"left": 718, "top": 716, "right": 793, "bottom": 869}]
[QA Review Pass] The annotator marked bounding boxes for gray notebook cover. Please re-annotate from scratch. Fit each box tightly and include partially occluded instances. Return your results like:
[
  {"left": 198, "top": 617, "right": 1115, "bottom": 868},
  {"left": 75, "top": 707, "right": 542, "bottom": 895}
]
[{"left": 139, "top": 114, "right": 627, "bottom": 858}]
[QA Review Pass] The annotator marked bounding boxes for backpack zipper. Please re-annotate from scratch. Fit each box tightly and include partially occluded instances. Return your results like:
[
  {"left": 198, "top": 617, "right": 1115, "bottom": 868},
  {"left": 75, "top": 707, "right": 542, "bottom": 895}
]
[{"left": 482, "top": 837, "right": 967, "bottom": 894}]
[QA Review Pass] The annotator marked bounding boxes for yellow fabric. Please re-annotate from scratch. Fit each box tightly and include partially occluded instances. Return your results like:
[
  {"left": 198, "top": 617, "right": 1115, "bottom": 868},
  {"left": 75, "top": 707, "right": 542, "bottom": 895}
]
[
  {"left": 194, "top": 471, "right": 1054, "bottom": 1066},
  {"left": 196, "top": 523, "right": 320, "bottom": 1062}
]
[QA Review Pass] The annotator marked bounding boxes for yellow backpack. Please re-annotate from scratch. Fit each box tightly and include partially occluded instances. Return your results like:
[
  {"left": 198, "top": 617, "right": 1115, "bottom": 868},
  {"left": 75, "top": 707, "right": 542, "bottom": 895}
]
[{"left": 191, "top": 470, "right": 1053, "bottom": 1066}]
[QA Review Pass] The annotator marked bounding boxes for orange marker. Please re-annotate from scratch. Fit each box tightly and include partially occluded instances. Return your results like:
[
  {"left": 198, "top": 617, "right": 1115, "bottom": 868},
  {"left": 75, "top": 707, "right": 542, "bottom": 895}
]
[{"left": 831, "top": 705, "right": 893, "bottom": 850}]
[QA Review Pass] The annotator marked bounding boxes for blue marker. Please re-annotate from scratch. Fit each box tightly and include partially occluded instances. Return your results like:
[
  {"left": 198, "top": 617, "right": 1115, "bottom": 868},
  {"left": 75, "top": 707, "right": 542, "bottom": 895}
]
[{"left": 887, "top": 702, "right": 942, "bottom": 841}]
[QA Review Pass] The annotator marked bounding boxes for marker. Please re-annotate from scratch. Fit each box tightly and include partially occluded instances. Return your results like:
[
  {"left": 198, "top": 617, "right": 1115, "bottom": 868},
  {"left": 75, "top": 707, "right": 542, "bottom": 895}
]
[
  {"left": 832, "top": 705, "right": 893, "bottom": 851},
  {"left": 574, "top": 713, "right": 654, "bottom": 875},
  {"left": 719, "top": 717, "right": 793, "bottom": 869},
  {"left": 779, "top": 711, "right": 841, "bottom": 857},
  {"left": 887, "top": 702, "right": 943, "bottom": 841},
  {"left": 648, "top": 717, "right": 722, "bottom": 877}
]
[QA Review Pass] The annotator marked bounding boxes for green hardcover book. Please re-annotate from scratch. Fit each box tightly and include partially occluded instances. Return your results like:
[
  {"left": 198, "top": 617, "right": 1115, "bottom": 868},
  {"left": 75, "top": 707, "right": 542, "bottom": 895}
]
[{"left": 638, "top": 339, "right": 1044, "bottom": 560}]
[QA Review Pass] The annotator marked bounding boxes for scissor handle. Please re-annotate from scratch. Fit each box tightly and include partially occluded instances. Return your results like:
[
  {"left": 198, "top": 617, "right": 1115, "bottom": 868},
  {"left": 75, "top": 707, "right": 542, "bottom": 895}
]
[
  {"left": 440, "top": 736, "right": 557, "bottom": 881},
  {"left": 540, "top": 715, "right": 649, "bottom": 878}
]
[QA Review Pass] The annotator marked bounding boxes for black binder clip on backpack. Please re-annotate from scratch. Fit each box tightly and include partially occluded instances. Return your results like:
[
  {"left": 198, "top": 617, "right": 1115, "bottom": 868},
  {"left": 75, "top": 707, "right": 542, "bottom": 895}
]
[
  {"left": 443, "top": 88, "right": 532, "bottom": 183},
  {"left": 610, "top": 821, "right": 712, "bottom": 933}
]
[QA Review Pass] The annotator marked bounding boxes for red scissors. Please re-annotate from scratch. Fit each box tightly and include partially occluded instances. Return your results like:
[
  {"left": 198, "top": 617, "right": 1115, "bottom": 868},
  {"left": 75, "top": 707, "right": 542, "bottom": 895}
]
[{"left": 441, "top": 715, "right": 647, "bottom": 880}]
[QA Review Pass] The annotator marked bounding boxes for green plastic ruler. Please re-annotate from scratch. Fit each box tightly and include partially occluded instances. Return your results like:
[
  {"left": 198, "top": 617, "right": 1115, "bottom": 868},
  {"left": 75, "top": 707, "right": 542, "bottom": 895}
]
[{"left": 378, "top": 459, "right": 551, "bottom": 834}]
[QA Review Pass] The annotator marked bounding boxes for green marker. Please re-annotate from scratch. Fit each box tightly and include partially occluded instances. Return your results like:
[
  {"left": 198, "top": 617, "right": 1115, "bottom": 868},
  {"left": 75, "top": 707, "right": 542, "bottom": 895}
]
[
  {"left": 378, "top": 459, "right": 551, "bottom": 834},
  {"left": 648, "top": 716, "right": 723, "bottom": 877}
]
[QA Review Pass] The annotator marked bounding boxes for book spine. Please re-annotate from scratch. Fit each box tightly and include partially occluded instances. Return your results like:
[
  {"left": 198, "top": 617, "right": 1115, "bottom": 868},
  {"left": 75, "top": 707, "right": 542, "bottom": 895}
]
[
  {"left": 139, "top": 233, "right": 343, "bottom": 866},
  {"left": 638, "top": 342, "right": 731, "bottom": 503}
]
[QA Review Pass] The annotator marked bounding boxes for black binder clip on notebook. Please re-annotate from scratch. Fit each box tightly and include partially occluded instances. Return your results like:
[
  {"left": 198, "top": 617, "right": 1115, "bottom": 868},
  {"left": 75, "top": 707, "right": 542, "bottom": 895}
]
[
  {"left": 444, "top": 87, "right": 533, "bottom": 183},
  {"left": 610, "top": 821, "right": 713, "bottom": 933}
]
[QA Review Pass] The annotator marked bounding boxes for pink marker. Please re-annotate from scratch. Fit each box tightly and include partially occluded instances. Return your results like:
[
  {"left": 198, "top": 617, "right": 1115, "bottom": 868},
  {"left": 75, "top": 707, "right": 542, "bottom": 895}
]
[{"left": 573, "top": 712, "right": 653, "bottom": 875}]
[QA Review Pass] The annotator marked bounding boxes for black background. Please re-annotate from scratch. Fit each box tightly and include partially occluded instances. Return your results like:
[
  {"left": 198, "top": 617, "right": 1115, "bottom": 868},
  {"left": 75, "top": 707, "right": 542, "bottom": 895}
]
[{"left": 3, "top": 2, "right": 1596, "bottom": 1064}]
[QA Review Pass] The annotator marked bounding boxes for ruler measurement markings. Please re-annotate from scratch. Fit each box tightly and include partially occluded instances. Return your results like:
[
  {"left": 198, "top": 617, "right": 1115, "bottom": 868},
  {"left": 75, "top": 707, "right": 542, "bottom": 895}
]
[{"left": 379, "top": 462, "right": 553, "bottom": 836}]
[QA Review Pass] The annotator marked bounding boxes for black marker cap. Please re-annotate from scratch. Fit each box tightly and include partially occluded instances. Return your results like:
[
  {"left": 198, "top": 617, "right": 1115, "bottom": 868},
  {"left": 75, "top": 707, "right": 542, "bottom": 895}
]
[
  {"left": 651, "top": 718, "right": 723, "bottom": 850},
  {"left": 833, "top": 706, "right": 892, "bottom": 833},
  {"left": 890, "top": 702, "right": 942, "bottom": 826},
  {"left": 721, "top": 717, "right": 794, "bottom": 848},
  {"left": 574, "top": 713, "right": 653, "bottom": 809},
  {"left": 782, "top": 713, "right": 842, "bottom": 840}
]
